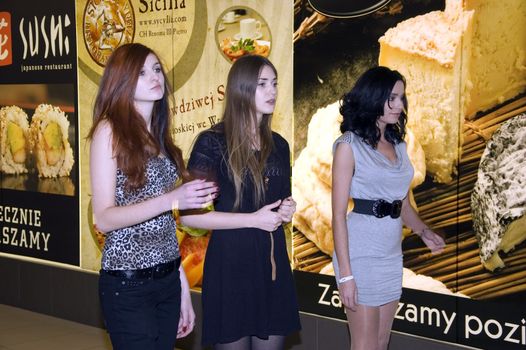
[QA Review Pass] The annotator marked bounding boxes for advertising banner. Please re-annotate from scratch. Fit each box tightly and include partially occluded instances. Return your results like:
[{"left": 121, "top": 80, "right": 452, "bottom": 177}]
[
  {"left": 292, "top": 1, "right": 526, "bottom": 349},
  {"left": 2, "top": 1, "right": 525, "bottom": 349},
  {"left": 0, "top": 0, "right": 79, "bottom": 265},
  {"left": 76, "top": 1, "right": 293, "bottom": 288}
]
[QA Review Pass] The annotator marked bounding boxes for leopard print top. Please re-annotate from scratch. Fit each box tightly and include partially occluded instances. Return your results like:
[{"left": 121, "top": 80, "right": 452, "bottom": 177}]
[{"left": 101, "top": 156, "right": 180, "bottom": 270}]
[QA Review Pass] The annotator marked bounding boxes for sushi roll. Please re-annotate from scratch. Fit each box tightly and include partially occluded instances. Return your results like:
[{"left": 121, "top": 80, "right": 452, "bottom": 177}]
[
  {"left": 0, "top": 105, "right": 30, "bottom": 174},
  {"left": 29, "top": 104, "right": 74, "bottom": 178}
]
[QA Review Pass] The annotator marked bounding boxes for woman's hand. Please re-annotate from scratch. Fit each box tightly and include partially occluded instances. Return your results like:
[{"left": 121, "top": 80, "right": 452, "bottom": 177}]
[
  {"left": 338, "top": 279, "right": 358, "bottom": 312},
  {"left": 170, "top": 179, "right": 218, "bottom": 211},
  {"left": 420, "top": 228, "right": 446, "bottom": 254},
  {"left": 251, "top": 200, "right": 283, "bottom": 231},
  {"left": 278, "top": 196, "right": 296, "bottom": 223},
  {"left": 177, "top": 275, "right": 196, "bottom": 338}
]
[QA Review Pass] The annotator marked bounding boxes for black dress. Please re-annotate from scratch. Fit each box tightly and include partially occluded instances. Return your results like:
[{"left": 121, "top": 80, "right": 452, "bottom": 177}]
[{"left": 187, "top": 125, "right": 301, "bottom": 346}]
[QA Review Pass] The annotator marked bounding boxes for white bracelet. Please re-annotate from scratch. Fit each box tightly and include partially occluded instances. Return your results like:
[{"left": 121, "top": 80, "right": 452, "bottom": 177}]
[{"left": 338, "top": 275, "right": 354, "bottom": 284}]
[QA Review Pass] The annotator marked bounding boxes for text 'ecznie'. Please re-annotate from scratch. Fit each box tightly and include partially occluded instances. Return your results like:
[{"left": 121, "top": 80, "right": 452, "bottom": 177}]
[{"left": 0, "top": 205, "right": 42, "bottom": 227}]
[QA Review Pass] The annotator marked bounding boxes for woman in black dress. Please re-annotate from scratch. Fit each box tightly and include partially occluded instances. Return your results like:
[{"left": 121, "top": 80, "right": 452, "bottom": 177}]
[{"left": 181, "top": 55, "right": 301, "bottom": 349}]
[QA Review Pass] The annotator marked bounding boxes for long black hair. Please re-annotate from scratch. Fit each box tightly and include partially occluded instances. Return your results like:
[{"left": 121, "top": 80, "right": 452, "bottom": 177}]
[{"left": 340, "top": 66, "right": 407, "bottom": 147}]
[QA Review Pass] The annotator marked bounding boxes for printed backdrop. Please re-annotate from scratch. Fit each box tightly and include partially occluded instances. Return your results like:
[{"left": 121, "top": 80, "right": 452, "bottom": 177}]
[
  {"left": 75, "top": 0, "right": 293, "bottom": 274},
  {"left": 1, "top": 1, "right": 525, "bottom": 349},
  {"left": 0, "top": 0, "right": 79, "bottom": 265},
  {"left": 292, "top": 1, "right": 526, "bottom": 349}
]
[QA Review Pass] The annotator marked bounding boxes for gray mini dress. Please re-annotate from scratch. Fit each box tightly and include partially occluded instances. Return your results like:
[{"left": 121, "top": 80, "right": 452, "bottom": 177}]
[{"left": 332, "top": 131, "right": 414, "bottom": 306}]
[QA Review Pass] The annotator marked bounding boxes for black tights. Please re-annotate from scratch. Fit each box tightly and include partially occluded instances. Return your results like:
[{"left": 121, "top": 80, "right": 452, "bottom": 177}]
[{"left": 213, "top": 335, "right": 285, "bottom": 350}]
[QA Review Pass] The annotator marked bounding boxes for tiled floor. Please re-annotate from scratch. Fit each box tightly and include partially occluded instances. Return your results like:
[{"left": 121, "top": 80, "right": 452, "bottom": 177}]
[{"left": 0, "top": 304, "right": 111, "bottom": 350}]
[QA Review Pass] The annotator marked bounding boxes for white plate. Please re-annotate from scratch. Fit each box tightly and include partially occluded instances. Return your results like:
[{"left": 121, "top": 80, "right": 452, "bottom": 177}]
[
  {"left": 227, "top": 40, "right": 270, "bottom": 49},
  {"left": 222, "top": 15, "right": 238, "bottom": 24},
  {"left": 256, "top": 40, "right": 271, "bottom": 48},
  {"left": 234, "top": 32, "right": 263, "bottom": 41}
]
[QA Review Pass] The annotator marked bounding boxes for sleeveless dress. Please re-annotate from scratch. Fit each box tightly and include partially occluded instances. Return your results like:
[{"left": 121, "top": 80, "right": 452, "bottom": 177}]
[
  {"left": 332, "top": 131, "right": 414, "bottom": 306},
  {"left": 188, "top": 127, "right": 301, "bottom": 346}
]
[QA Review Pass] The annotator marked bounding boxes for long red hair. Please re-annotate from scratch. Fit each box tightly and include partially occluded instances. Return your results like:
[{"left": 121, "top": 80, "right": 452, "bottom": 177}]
[{"left": 88, "top": 43, "right": 186, "bottom": 189}]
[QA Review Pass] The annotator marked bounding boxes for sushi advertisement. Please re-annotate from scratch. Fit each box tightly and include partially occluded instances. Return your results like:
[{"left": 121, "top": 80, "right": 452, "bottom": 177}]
[
  {"left": 292, "top": 0, "right": 525, "bottom": 349},
  {"left": 0, "top": 0, "right": 79, "bottom": 265}
]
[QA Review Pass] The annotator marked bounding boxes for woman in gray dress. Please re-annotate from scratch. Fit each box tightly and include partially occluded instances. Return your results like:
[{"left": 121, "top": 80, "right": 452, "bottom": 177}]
[{"left": 331, "top": 66, "right": 445, "bottom": 350}]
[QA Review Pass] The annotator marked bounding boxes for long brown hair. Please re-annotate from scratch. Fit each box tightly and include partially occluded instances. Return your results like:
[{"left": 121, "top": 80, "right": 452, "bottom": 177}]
[
  {"left": 222, "top": 55, "right": 276, "bottom": 210},
  {"left": 88, "top": 43, "right": 186, "bottom": 189}
]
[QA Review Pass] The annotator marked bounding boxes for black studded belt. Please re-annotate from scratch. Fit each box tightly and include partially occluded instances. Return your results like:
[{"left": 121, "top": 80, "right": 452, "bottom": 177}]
[
  {"left": 352, "top": 198, "right": 402, "bottom": 219},
  {"left": 102, "top": 257, "right": 181, "bottom": 280}
]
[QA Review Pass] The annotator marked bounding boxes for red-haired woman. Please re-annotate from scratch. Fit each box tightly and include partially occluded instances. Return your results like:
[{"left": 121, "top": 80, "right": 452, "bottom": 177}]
[{"left": 88, "top": 43, "right": 218, "bottom": 350}]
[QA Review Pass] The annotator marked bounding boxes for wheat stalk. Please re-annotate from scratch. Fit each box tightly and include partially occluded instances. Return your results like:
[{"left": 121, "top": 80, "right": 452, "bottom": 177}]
[
  {"left": 476, "top": 283, "right": 526, "bottom": 300},
  {"left": 459, "top": 270, "right": 526, "bottom": 295}
]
